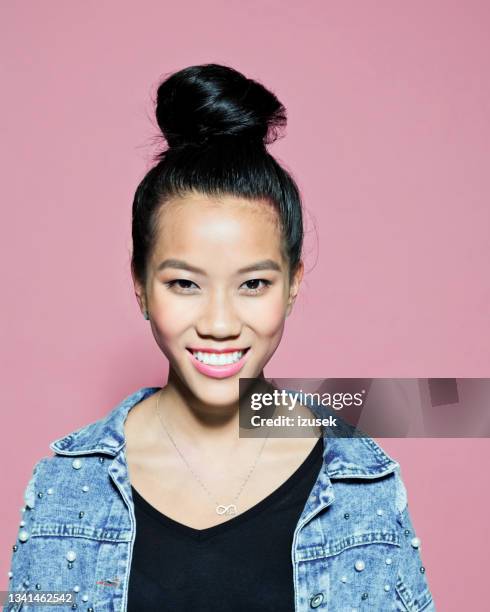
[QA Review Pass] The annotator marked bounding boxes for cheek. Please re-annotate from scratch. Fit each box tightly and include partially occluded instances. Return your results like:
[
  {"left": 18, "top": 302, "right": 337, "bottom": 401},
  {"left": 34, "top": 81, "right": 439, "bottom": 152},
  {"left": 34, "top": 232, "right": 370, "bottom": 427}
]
[
  {"left": 150, "top": 298, "right": 193, "bottom": 345},
  {"left": 240, "top": 294, "right": 287, "bottom": 337}
]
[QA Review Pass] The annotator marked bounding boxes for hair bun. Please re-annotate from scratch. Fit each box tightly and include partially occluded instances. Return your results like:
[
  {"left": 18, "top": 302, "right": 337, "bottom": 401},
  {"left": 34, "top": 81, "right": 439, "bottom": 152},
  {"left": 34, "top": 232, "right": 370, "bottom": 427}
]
[{"left": 155, "top": 63, "right": 287, "bottom": 149}]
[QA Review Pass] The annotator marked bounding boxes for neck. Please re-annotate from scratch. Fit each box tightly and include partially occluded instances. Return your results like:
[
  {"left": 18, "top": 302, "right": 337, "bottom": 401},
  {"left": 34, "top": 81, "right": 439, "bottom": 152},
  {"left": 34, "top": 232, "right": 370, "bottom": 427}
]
[{"left": 155, "top": 367, "right": 267, "bottom": 453}]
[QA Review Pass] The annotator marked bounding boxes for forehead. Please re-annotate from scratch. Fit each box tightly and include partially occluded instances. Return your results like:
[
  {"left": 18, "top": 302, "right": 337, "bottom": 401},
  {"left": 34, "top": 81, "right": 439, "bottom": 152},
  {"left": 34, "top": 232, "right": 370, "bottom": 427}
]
[{"left": 153, "top": 193, "right": 283, "bottom": 257}]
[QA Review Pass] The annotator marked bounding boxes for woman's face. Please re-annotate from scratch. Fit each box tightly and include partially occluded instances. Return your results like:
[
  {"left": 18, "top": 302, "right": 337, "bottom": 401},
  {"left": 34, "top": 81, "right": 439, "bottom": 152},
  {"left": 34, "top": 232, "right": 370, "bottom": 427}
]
[{"left": 133, "top": 192, "right": 303, "bottom": 407}]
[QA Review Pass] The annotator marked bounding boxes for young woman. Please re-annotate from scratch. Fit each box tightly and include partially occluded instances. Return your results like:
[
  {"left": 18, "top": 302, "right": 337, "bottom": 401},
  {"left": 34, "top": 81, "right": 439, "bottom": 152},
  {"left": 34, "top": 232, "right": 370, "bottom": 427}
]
[{"left": 5, "top": 63, "right": 435, "bottom": 612}]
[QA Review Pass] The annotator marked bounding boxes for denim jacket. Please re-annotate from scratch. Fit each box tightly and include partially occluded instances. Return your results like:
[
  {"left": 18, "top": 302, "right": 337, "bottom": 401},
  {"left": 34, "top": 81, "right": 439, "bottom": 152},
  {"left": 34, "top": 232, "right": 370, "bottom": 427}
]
[{"left": 4, "top": 386, "right": 435, "bottom": 611}]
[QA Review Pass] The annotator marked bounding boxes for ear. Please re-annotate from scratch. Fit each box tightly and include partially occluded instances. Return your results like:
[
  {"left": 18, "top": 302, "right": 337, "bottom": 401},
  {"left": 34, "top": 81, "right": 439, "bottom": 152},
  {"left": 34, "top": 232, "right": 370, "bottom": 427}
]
[
  {"left": 286, "top": 260, "right": 304, "bottom": 317},
  {"left": 131, "top": 265, "right": 147, "bottom": 316}
]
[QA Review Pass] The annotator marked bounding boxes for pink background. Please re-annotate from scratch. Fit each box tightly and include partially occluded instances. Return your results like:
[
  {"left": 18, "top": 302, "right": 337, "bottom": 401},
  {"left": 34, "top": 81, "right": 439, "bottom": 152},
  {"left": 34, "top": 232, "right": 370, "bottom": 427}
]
[{"left": 2, "top": 1, "right": 489, "bottom": 608}]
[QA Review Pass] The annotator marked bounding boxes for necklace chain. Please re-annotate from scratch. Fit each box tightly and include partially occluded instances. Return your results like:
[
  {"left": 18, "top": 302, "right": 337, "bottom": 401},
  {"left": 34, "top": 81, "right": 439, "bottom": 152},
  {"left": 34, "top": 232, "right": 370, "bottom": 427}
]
[{"left": 154, "top": 389, "right": 269, "bottom": 516}]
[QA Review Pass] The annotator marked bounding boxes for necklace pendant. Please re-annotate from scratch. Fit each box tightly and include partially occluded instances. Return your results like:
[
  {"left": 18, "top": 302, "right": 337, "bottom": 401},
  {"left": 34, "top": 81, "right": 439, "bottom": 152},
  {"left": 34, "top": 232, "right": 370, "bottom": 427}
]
[{"left": 216, "top": 504, "right": 237, "bottom": 516}]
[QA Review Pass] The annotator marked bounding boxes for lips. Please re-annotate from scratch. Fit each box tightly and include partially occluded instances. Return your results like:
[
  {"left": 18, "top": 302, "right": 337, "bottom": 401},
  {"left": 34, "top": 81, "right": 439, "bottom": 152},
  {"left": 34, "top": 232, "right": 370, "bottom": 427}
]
[
  {"left": 187, "top": 347, "right": 250, "bottom": 354},
  {"left": 186, "top": 347, "right": 251, "bottom": 379}
]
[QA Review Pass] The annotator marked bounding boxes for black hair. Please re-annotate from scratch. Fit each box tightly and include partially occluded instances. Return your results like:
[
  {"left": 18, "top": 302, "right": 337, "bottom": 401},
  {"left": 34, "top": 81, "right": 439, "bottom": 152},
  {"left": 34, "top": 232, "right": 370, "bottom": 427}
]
[{"left": 131, "top": 63, "right": 304, "bottom": 286}]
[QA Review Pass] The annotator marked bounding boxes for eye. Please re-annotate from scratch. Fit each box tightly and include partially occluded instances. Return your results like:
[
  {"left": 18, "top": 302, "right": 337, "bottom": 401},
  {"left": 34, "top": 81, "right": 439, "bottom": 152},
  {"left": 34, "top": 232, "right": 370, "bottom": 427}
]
[
  {"left": 165, "top": 279, "right": 199, "bottom": 293},
  {"left": 241, "top": 279, "right": 272, "bottom": 294}
]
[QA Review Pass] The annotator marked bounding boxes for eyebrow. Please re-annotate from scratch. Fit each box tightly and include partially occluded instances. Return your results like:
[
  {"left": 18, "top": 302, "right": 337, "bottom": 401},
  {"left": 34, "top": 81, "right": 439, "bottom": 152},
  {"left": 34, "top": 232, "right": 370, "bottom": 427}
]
[{"left": 156, "top": 258, "right": 282, "bottom": 274}]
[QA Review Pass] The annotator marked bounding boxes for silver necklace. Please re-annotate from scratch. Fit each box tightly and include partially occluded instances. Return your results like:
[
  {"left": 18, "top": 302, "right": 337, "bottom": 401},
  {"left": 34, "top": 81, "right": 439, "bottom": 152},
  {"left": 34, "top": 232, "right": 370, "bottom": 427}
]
[{"left": 154, "top": 389, "right": 269, "bottom": 516}]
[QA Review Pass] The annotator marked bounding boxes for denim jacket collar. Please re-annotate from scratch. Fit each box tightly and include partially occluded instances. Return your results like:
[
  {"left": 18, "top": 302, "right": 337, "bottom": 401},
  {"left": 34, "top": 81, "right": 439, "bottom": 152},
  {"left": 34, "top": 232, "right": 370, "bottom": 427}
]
[{"left": 49, "top": 386, "right": 399, "bottom": 480}]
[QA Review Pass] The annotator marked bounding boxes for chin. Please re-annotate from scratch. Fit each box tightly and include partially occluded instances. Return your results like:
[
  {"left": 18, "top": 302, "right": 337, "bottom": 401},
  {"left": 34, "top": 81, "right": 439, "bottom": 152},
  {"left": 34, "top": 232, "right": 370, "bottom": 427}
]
[{"left": 188, "top": 380, "right": 243, "bottom": 407}]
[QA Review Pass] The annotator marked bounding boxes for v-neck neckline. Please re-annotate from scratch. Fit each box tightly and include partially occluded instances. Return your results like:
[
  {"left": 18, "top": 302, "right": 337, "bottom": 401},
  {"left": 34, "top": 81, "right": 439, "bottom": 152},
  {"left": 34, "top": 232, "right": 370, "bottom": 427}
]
[{"left": 131, "top": 435, "right": 323, "bottom": 542}]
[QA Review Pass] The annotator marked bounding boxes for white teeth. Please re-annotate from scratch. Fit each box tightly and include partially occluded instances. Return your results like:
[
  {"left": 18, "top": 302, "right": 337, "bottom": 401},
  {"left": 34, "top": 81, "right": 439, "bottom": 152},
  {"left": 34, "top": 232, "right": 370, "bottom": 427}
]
[{"left": 192, "top": 350, "right": 245, "bottom": 365}]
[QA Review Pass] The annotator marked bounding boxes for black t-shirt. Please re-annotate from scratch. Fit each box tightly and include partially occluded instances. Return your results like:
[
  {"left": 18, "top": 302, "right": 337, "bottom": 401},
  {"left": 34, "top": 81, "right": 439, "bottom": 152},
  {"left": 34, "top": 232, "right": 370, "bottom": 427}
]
[{"left": 127, "top": 436, "right": 324, "bottom": 611}]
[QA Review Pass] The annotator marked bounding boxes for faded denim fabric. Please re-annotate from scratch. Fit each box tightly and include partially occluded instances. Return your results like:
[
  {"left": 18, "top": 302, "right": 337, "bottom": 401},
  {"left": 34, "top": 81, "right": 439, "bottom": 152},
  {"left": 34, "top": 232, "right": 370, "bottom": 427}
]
[{"left": 4, "top": 386, "right": 436, "bottom": 611}]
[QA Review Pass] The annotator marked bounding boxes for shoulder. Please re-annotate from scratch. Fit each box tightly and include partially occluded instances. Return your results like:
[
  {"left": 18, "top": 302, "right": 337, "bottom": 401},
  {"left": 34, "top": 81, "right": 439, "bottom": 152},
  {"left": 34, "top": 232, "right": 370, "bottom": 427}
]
[
  {"left": 48, "top": 386, "right": 160, "bottom": 455},
  {"left": 324, "top": 433, "right": 401, "bottom": 479},
  {"left": 323, "top": 434, "right": 412, "bottom": 525},
  {"left": 20, "top": 387, "right": 158, "bottom": 509},
  {"left": 21, "top": 453, "right": 108, "bottom": 510}
]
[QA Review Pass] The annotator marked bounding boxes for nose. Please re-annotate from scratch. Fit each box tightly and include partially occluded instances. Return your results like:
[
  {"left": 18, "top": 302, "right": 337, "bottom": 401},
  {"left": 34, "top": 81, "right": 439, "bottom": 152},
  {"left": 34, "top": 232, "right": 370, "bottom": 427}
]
[{"left": 195, "top": 288, "right": 242, "bottom": 338}]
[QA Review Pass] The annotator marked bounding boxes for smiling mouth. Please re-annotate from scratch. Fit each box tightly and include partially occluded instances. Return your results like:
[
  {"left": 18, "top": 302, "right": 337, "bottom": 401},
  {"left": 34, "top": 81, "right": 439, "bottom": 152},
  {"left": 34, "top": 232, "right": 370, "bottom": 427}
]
[
  {"left": 186, "top": 347, "right": 250, "bottom": 366},
  {"left": 186, "top": 347, "right": 251, "bottom": 353}
]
